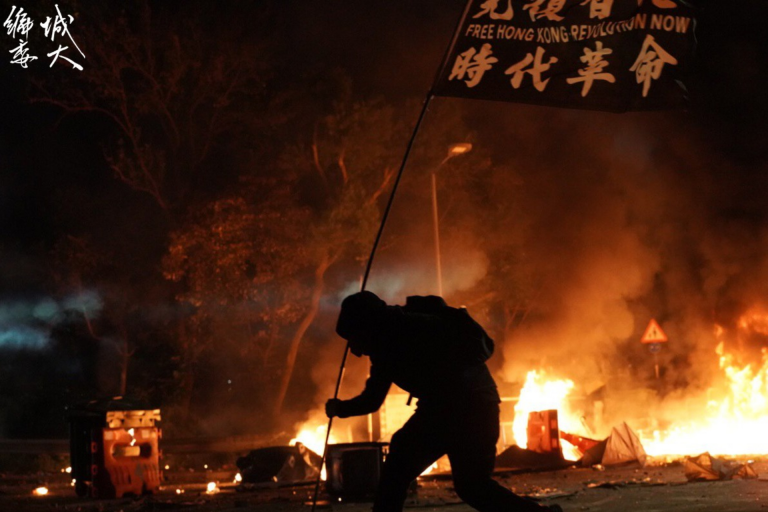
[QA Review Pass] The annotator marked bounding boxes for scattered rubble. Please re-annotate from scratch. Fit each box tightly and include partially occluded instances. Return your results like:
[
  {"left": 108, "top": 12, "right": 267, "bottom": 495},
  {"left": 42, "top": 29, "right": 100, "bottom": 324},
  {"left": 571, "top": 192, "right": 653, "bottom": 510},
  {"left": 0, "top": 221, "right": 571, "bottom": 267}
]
[{"left": 683, "top": 452, "right": 759, "bottom": 481}]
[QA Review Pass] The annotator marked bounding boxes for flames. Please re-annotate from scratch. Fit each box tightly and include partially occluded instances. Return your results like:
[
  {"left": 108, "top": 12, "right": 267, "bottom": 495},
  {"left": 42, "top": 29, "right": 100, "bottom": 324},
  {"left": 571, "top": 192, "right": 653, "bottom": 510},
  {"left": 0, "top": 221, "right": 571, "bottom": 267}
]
[
  {"left": 292, "top": 308, "right": 768, "bottom": 465},
  {"left": 513, "top": 370, "right": 573, "bottom": 450},
  {"left": 512, "top": 370, "right": 587, "bottom": 461},
  {"left": 512, "top": 307, "right": 768, "bottom": 460},
  {"left": 640, "top": 308, "right": 768, "bottom": 457},
  {"left": 290, "top": 422, "right": 337, "bottom": 456},
  {"left": 291, "top": 410, "right": 343, "bottom": 481}
]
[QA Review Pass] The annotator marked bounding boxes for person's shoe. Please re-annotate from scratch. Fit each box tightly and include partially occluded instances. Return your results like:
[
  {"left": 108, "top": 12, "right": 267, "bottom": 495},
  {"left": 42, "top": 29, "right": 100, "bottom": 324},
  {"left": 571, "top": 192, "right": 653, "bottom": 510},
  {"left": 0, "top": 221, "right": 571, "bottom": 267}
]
[{"left": 547, "top": 505, "right": 564, "bottom": 512}]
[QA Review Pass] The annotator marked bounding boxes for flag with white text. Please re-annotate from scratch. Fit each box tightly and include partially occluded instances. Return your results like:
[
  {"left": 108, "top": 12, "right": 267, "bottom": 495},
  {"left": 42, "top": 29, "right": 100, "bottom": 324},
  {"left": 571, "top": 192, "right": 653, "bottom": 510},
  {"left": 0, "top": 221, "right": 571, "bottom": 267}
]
[{"left": 433, "top": 0, "right": 696, "bottom": 112}]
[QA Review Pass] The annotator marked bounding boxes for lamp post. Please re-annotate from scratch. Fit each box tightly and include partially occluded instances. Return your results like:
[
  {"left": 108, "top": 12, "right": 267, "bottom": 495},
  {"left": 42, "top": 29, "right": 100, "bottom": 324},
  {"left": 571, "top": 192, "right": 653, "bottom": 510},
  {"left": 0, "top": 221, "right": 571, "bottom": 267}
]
[{"left": 432, "top": 143, "right": 472, "bottom": 297}]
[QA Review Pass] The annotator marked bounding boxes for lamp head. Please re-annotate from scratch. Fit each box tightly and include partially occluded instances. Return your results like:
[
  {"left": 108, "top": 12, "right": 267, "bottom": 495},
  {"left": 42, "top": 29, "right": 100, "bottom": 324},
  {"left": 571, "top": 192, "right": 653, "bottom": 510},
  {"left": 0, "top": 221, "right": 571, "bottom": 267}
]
[{"left": 448, "top": 143, "right": 473, "bottom": 156}]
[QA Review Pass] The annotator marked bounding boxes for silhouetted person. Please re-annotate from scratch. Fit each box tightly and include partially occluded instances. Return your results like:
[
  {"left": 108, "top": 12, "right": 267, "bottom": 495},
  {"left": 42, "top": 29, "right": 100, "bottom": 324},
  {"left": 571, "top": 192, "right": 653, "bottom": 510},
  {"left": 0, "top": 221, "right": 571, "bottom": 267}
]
[{"left": 326, "top": 292, "right": 563, "bottom": 512}]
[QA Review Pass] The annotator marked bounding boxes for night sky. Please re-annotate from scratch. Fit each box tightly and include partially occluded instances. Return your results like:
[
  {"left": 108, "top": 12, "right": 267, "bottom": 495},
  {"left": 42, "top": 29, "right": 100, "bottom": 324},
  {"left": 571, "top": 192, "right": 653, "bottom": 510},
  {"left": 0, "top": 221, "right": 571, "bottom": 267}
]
[
  {"left": 1, "top": 1, "right": 765, "bottom": 285},
  {"left": 1, "top": 0, "right": 767, "bottom": 438}
]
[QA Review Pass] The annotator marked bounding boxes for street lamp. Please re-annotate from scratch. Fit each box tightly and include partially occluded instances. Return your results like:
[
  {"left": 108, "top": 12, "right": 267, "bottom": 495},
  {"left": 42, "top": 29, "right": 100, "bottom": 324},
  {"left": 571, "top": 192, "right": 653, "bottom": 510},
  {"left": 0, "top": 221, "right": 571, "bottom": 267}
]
[{"left": 432, "top": 143, "right": 473, "bottom": 297}]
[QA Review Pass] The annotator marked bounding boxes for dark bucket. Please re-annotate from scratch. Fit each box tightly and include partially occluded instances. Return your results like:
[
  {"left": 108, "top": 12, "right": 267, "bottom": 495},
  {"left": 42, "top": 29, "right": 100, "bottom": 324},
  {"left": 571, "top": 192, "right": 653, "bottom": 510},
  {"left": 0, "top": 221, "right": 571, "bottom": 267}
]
[{"left": 325, "top": 442, "right": 388, "bottom": 499}]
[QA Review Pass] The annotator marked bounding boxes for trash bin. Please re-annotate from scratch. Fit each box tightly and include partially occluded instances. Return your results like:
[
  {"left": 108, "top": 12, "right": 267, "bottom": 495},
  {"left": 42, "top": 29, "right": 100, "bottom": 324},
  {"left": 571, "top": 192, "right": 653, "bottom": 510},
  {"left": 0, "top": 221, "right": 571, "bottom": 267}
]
[
  {"left": 67, "top": 397, "right": 161, "bottom": 498},
  {"left": 325, "top": 442, "right": 387, "bottom": 499}
]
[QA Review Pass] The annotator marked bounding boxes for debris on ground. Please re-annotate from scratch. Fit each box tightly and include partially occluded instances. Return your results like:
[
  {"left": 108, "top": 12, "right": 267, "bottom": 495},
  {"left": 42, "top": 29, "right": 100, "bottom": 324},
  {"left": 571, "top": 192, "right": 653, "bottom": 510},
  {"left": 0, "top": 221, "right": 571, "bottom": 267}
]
[
  {"left": 495, "top": 445, "right": 574, "bottom": 471},
  {"left": 236, "top": 443, "right": 321, "bottom": 484},
  {"left": 683, "top": 452, "right": 758, "bottom": 481},
  {"left": 584, "top": 477, "right": 668, "bottom": 489},
  {"left": 579, "top": 423, "right": 647, "bottom": 468},
  {"left": 524, "top": 486, "right": 578, "bottom": 499}
]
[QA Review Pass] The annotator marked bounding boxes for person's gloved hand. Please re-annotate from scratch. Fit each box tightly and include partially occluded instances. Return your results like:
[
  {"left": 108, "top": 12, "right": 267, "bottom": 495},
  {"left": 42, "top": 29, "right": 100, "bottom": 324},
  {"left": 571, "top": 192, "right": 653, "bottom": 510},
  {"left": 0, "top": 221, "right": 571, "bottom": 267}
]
[{"left": 325, "top": 398, "right": 342, "bottom": 418}]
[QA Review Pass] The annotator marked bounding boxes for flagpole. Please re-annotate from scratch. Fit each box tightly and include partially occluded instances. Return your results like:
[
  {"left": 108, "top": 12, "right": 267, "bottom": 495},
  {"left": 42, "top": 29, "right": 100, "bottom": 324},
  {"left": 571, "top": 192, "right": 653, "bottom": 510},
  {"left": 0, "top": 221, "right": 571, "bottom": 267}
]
[
  {"left": 310, "top": 3, "right": 475, "bottom": 510},
  {"left": 310, "top": 92, "right": 434, "bottom": 512}
]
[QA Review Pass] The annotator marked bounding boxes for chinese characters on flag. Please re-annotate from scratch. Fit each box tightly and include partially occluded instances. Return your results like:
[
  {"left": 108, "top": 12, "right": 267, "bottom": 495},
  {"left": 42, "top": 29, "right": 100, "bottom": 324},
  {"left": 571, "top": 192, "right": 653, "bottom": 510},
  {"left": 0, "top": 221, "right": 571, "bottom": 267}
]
[{"left": 434, "top": 0, "right": 696, "bottom": 111}]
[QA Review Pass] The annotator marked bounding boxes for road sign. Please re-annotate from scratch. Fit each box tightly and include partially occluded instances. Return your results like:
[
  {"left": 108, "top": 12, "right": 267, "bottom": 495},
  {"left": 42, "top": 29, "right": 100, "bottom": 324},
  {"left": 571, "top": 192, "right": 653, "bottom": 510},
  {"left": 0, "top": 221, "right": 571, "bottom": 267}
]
[{"left": 641, "top": 319, "right": 668, "bottom": 344}]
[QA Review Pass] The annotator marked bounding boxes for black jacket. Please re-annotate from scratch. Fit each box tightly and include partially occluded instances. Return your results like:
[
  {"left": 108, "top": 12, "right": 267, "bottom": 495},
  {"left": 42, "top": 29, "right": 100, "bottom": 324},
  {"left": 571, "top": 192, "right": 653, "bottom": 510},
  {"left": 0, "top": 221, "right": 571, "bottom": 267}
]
[{"left": 336, "top": 296, "right": 499, "bottom": 418}]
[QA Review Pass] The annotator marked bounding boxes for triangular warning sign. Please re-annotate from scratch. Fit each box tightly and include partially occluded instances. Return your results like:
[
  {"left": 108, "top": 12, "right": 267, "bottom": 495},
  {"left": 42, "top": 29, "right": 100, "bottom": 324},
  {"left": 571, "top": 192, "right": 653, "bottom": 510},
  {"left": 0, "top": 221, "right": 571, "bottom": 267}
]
[{"left": 641, "top": 319, "right": 668, "bottom": 344}]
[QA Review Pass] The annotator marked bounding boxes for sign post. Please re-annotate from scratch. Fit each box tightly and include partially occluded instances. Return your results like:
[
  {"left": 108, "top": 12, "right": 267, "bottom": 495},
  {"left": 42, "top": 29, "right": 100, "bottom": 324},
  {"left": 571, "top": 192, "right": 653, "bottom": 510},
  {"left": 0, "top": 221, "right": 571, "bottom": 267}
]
[{"left": 641, "top": 319, "right": 668, "bottom": 379}]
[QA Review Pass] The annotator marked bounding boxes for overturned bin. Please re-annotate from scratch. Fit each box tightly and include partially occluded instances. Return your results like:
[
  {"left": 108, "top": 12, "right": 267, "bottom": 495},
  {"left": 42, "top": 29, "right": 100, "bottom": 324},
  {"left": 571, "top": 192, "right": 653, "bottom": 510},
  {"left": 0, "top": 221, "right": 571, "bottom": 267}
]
[{"left": 67, "top": 397, "right": 161, "bottom": 498}]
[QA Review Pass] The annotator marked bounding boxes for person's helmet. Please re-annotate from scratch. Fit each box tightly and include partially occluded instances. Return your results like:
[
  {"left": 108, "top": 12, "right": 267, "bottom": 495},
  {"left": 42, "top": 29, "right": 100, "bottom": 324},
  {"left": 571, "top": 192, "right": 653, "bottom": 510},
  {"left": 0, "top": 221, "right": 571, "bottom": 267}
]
[{"left": 336, "top": 291, "right": 386, "bottom": 356}]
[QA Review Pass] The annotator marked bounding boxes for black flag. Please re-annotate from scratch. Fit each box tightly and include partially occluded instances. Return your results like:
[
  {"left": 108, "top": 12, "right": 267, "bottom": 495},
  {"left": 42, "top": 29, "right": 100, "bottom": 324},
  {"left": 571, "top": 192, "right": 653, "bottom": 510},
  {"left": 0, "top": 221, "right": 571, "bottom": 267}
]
[{"left": 433, "top": 0, "right": 696, "bottom": 112}]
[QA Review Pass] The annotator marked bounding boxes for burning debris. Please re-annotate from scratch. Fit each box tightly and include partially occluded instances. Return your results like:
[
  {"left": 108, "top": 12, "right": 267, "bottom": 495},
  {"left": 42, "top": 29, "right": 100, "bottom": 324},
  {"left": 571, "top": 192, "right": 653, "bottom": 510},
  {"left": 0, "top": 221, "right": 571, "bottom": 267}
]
[
  {"left": 637, "top": 310, "right": 768, "bottom": 457},
  {"left": 495, "top": 304, "right": 768, "bottom": 466},
  {"left": 511, "top": 371, "right": 591, "bottom": 461}
]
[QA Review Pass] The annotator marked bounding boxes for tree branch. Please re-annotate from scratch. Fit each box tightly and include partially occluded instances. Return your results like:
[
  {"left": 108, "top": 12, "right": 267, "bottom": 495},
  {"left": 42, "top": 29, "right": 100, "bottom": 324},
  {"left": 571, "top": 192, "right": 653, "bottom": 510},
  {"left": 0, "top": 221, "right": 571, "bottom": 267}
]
[
  {"left": 365, "top": 166, "right": 395, "bottom": 207},
  {"left": 337, "top": 147, "right": 349, "bottom": 184},
  {"left": 311, "top": 124, "right": 327, "bottom": 185}
]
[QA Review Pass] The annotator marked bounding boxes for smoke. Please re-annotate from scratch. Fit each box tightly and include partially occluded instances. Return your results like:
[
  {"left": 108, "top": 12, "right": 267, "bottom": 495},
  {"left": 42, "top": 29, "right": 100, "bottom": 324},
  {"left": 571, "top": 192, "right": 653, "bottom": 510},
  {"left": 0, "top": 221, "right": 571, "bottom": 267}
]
[
  {"left": 493, "top": 112, "right": 662, "bottom": 385},
  {"left": 0, "top": 291, "right": 103, "bottom": 351},
  {"left": 294, "top": 89, "right": 768, "bottom": 445},
  {"left": 0, "top": 326, "right": 49, "bottom": 350},
  {"left": 364, "top": 249, "right": 489, "bottom": 304},
  {"left": 419, "top": 99, "right": 768, "bottom": 435},
  {"left": 279, "top": 1, "right": 768, "bottom": 441}
]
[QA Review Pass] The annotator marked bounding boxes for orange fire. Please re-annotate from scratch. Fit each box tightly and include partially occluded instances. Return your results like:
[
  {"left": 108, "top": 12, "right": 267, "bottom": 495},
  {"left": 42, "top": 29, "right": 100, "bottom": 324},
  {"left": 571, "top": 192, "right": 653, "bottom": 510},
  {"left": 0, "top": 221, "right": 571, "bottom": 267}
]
[
  {"left": 513, "top": 308, "right": 768, "bottom": 460},
  {"left": 298, "top": 308, "right": 768, "bottom": 469},
  {"left": 291, "top": 410, "right": 344, "bottom": 481},
  {"left": 640, "top": 307, "right": 768, "bottom": 456},
  {"left": 290, "top": 423, "right": 337, "bottom": 456},
  {"left": 512, "top": 370, "right": 587, "bottom": 461}
]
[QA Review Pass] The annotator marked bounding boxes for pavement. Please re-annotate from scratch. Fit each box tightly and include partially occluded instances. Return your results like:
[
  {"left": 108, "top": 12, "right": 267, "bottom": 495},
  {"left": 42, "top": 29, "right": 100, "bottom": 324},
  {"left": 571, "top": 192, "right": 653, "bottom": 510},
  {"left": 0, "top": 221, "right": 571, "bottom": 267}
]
[{"left": 4, "top": 460, "right": 768, "bottom": 512}]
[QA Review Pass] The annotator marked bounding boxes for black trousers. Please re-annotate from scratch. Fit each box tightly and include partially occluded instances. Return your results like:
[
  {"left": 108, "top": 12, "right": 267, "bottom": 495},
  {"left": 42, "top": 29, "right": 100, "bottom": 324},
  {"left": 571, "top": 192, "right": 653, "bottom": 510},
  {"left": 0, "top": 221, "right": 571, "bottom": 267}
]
[{"left": 373, "top": 400, "right": 549, "bottom": 512}]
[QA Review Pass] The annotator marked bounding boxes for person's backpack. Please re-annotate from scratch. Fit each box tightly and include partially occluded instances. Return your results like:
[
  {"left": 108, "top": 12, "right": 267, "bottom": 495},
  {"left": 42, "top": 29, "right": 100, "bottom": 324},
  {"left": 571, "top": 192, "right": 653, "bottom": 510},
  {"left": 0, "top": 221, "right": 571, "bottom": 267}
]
[{"left": 405, "top": 295, "right": 494, "bottom": 364}]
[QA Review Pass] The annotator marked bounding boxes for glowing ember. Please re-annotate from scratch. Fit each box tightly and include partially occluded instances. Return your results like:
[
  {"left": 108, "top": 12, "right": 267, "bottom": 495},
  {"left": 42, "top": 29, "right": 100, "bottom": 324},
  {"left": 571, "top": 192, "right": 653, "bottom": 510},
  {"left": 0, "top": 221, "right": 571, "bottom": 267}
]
[
  {"left": 70, "top": 479, "right": 75, "bottom": 487},
  {"left": 512, "top": 370, "right": 586, "bottom": 461},
  {"left": 176, "top": 488, "right": 185, "bottom": 495},
  {"left": 234, "top": 472, "right": 242, "bottom": 484},
  {"left": 206, "top": 482, "right": 219, "bottom": 494},
  {"left": 33, "top": 487, "right": 48, "bottom": 496},
  {"left": 641, "top": 312, "right": 768, "bottom": 456},
  {"left": 60, "top": 466, "right": 71, "bottom": 473}
]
